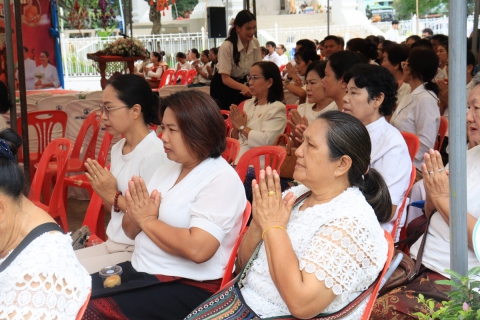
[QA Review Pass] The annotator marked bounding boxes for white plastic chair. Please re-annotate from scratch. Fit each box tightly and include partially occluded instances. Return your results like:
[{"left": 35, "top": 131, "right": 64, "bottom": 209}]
[{"left": 37, "top": 94, "right": 78, "bottom": 111}]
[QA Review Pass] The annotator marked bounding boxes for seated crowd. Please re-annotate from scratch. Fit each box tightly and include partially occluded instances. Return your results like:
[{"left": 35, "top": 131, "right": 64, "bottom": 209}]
[{"left": 1, "top": 10, "right": 479, "bottom": 320}]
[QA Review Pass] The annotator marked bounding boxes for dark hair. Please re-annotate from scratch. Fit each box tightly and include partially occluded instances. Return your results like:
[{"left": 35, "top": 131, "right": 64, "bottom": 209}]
[
  {"left": 260, "top": 46, "right": 268, "bottom": 56},
  {"left": 159, "top": 91, "right": 225, "bottom": 160},
  {"left": 0, "top": 129, "right": 25, "bottom": 199},
  {"left": 328, "top": 51, "right": 366, "bottom": 80},
  {"left": 191, "top": 48, "right": 200, "bottom": 59},
  {"left": 0, "top": 81, "right": 10, "bottom": 114},
  {"left": 346, "top": 38, "right": 378, "bottom": 61},
  {"left": 467, "top": 50, "right": 475, "bottom": 76},
  {"left": 176, "top": 52, "right": 186, "bottom": 59},
  {"left": 210, "top": 47, "right": 219, "bottom": 67},
  {"left": 252, "top": 61, "right": 284, "bottom": 103},
  {"left": 226, "top": 10, "right": 256, "bottom": 67},
  {"left": 151, "top": 51, "right": 162, "bottom": 61},
  {"left": 406, "top": 35, "right": 421, "bottom": 43},
  {"left": 384, "top": 44, "right": 409, "bottom": 72},
  {"left": 422, "top": 28, "right": 433, "bottom": 36},
  {"left": 318, "top": 111, "right": 392, "bottom": 222},
  {"left": 40, "top": 51, "right": 50, "bottom": 63},
  {"left": 159, "top": 51, "right": 166, "bottom": 57},
  {"left": 201, "top": 49, "right": 210, "bottom": 59},
  {"left": 410, "top": 39, "right": 433, "bottom": 50},
  {"left": 379, "top": 40, "right": 393, "bottom": 53},
  {"left": 107, "top": 74, "right": 160, "bottom": 125},
  {"left": 392, "top": 20, "right": 399, "bottom": 25},
  {"left": 438, "top": 41, "right": 448, "bottom": 53},
  {"left": 408, "top": 47, "right": 439, "bottom": 95},
  {"left": 431, "top": 34, "right": 448, "bottom": 43},
  {"left": 266, "top": 41, "right": 276, "bottom": 48},
  {"left": 296, "top": 39, "right": 316, "bottom": 50},
  {"left": 338, "top": 36, "right": 345, "bottom": 48},
  {"left": 344, "top": 64, "right": 398, "bottom": 116},
  {"left": 365, "top": 35, "right": 380, "bottom": 46},
  {"left": 23, "top": 46, "right": 28, "bottom": 53},
  {"left": 306, "top": 60, "right": 327, "bottom": 79},
  {"left": 294, "top": 47, "right": 320, "bottom": 64},
  {"left": 323, "top": 35, "right": 341, "bottom": 46}
]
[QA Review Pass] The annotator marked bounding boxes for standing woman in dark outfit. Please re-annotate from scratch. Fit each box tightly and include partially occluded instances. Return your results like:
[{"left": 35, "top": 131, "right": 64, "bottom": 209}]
[{"left": 211, "top": 10, "right": 262, "bottom": 110}]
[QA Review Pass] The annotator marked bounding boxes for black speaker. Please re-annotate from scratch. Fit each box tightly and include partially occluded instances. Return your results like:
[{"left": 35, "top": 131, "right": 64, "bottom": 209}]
[{"left": 207, "top": 7, "right": 227, "bottom": 38}]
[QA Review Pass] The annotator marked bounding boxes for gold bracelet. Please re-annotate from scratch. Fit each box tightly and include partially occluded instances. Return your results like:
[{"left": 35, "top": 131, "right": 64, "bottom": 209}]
[{"left": 262, "top": 226, "right": 287, "bottom": 240}]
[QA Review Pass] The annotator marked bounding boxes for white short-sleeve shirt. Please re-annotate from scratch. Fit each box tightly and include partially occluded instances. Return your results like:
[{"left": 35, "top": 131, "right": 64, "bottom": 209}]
[
  {"left": 107, "top": 131, "right": 169, "bottom": 245},
  {"left": 35, "top": 64, "right": 60, "bottom": 88},
  {"left": 366, "top": 117, "right": 412, "bottom": 236},
  {"left": 235, "top": 99, "right": 287, "bottom": 163},
  {"left": 297, "top": 101, "right": 338, "bottom": 124},
  {"left": 132, "top": 157, "right": 246, "bottom": 280},
  {"left": 266, "top": 51, "right": 283, "bottom": 67},
  {"left": 390, "top": 85, "right": 440, "bottom": 169},
  {"left": 217, "top": 37, "right": 262, "bottom": 78}
]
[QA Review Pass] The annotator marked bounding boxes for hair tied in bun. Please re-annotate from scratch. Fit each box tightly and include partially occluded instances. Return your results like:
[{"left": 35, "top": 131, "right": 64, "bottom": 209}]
[{"left": 0, "top": 138, "right": 14, "bottom": 162}]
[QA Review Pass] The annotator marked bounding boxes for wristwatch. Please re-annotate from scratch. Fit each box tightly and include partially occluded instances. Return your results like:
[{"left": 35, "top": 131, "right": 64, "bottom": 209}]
[{"left": 239, "top": 125, "right": 245, "bottom": 132}]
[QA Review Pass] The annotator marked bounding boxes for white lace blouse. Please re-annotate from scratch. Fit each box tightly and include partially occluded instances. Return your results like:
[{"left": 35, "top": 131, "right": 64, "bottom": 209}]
[
  {"left": 240, "top": 186, "right": 388, "bottom": 318},
  {"left": 0, "top": 232, "right": 91, "bottom": 319}
]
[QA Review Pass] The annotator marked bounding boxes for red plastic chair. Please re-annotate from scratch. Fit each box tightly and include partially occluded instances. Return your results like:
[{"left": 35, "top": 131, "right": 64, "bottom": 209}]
[
  {"left": 174, "top": 69, "right": 188, "bottom": 85},
  {"left": 434, "top": 116, "right": 448, "bottom": 151},
  {"left": 17, "top": 110, "right": 68, "bottom": 180},
  {"left": 41, "top": 111, "right": 102, "bottom": 204},
  {"left": 391, "top": 164, "right": 416, "bottom": 242},
  {"left": 152, "top": 69, "right": 176, "bottom": 92},
  {"left": 221, "top": 110, "right": 232, "bottom": 137},
  {"left": 29, "top": 138, "right": 72, "bottom": 231},
  {"left": 76, "top": 290, "right": 91, "bottom": 320},
  {"left": 401, "top": 132, "right": 420, "bottom": 162},
  {"left": 222, "top": 137, "right": 241, "bottom": 165},
  {"left": 279, "top": 65, "right": 286, "bottom": 72},
  {"left": 284, "top": 104, "right": 298, "bottom": 134},
  {"left": 361, "top": 230, "right": 394, "bottom": 319},
  {"left": 185, "top": 69, "right": 197, "bottom": 85},
  {"left": 82, "top": 191, "right": 107, "bottom": 243},
  {"left": 235, "top": 146, "right": 287, "bottom": 183},
  {"left": 220, "top": 201, "right": 251, "bottom": 288},
  {"left": 63, "top": 130, "right": 114, "bottom": 211},
  {"left": 237, "top": 100, "right": 246, "bottom": 113}
]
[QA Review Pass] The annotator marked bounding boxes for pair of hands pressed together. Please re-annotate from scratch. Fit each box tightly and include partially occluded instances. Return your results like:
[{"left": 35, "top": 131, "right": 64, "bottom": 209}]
[
  {"left": 251, "top": 167, "right": 297, "bottom": 233},
  {"left": 229, "top": 104, "right": 248, "bottom": 131},
  {"left": 421, "top": 149, "right": 449, "bottom": 216},
  {"left": 287, "top": 109, "right": 308, "bottom": 145},
  {"left": 85, "top": 158, "right": 159, "bottom": 230}
]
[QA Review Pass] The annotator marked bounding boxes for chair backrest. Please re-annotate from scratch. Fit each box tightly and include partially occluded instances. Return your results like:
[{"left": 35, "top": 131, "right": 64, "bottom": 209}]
[
  {"left": 29, "top": 138, "right": 72, "bottom": 208},
  {"left": 157, "top": 85, "right": 188, "bottom": 97},
  {"left": 76, "top": 290, "right": 91, "bottom": 320},
  {"left": 222, "top": 137, "right": 240, "bottom": 165},
  {"left": 186, "top": 69, "right": 197, "bottom": 85},
  {"left": 221, "top": 110, "right": 232, "bottom": 137},
  {"left": 220, "top": 201, "right": 251, "bottom": 289},
  {"left": 158, "top": 69, "right": 176, "bottom": 89},
  {"left": 4, "top": 104, "right": 38, "bottom": 125},
  {"left": 237, "top": 100, "right": 246, "bottom": 113},
  {"left": 361, "top": 230, "right": 394, "bottom": 320},
  {"left": 235, "top": 146, "right": 287, "bottom": 183},
  {"left": 82, "top": 190, "right": 107, "bottom": 241},
  {"left": 70, "top": 111, "right": 102, "bottom": 162},
  {"left": 435, "top": 116, "right": 448, "bottom": 151},
  {"left": 85, "top": 90, "right": 103, "bottom": 100},
  {"left": 17, "top": 110, "right": 68, "bottom": 162},
  {"left": 400, "top": 131, "right": 420, "bottom": 162},
  {"left": 175, "top": 69, "right": 188, "bottom": 85},
  {"left": 96, "top": 130, "right": 114, "bottom": 167},
  {"left": 391, "top": 164, "right": 416, "bottom": 242},
  {"left": 279, "top": 65, "right": 286, "bottom": 72},
  {"left": 285, "top": 104, "right": 298, "bottom": 115},
  {"left": 37, "top": 94, "right": 78, "bottom": 111},
  {"left": 26, "top": 92, "right": 52, "bottom": 105}
]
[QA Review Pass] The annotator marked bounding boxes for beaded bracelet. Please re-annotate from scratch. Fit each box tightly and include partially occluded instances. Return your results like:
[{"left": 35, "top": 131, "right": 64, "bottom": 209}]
[
  {"left": 113, "top": 191, "right": 122, "bottom": 213},
  {"left": 261, "top": 226, "right": 287, "bottom": 240}
]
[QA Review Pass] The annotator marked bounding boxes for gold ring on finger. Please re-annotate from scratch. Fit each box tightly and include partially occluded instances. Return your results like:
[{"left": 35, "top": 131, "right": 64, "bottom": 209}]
[{"left": 268, "top": 191, "right": 276, "bottom": 197}]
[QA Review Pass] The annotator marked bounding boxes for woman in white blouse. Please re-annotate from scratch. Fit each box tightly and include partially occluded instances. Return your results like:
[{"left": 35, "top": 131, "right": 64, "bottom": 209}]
[
  {"left": 211, "top": 10, "right": 262, "bottom": 109},
  {"left": 0, "top": 129, "right": 91, "bottom": 318},
  {"left": 390, "top": 47, "right": 440, "bottom": 173},
  {"left": 34, "top": 51, "right": 60, "bottom": 89},
  {"left": 382, "top": 43, "right": 411, "bottom": 106},
  {"left": 229, "top": 61, "right": 287, "bottom": 164},
  {"left": 188, "top": 49, "right": 211, "bottom": 88},
  {"left": 343, "top": 64, "right": 411, "bottom": 237},
  {"left": 284, "top": 47, "right": 319, "bottom": 105},
  {"left": 188, "top": 111, "right": 390, "bottom": 318},
  {"left": 175, "top": 52, "right": 192, "bottom": 71},
  {"left": 85, "top": 91, "right": 246, "bottom": 319},
  {"left": 141, "top": 52, "right": 165, "bottom": 88}
]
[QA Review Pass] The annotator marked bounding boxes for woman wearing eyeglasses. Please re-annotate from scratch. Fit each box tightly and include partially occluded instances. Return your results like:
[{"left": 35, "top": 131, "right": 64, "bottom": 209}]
[
  {"left": 230, "top": 61, "right": 287, "bottom": 165},
  {"left": 75, "top": 74, "right": 169, "bottom": 273},
  {"left": 390, "top": 48, "right": 440, "bottom": 176}
]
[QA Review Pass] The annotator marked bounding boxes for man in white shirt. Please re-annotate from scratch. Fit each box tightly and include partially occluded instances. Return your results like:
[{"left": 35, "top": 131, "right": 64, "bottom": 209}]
[
  {"left": 265, "top": 41, "right": 282, "bottom": 67},
  {"left": 18, "top": 47, "right": 37, "bottom": 90},
  {"left": 385, "top": 20, "right": 400, "bottom": 43}
]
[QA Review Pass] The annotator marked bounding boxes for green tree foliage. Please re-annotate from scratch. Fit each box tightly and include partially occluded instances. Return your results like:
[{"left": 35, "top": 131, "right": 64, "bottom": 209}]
[
  {"left": 393, "top": 0, "right": 476, "bottom": 20},
  {"left": 171, "top": 0, "right": 199, "bottom": 19}
]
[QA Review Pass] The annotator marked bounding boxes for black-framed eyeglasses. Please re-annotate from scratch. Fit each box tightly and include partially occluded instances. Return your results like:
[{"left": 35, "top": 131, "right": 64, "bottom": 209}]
[{"left": 246, "top": 75, "right": 265, "bottom": 82}]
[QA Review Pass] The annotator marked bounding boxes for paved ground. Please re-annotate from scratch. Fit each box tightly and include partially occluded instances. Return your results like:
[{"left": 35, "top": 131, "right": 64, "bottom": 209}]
[{"left": 66, "top": 197, "right": 111, "bottom": 233}]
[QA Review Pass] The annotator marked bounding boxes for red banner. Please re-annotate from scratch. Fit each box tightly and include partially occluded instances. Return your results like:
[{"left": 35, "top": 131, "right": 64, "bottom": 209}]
[{"left": 0, "top": 0, "right": 57, "bottom": 89}]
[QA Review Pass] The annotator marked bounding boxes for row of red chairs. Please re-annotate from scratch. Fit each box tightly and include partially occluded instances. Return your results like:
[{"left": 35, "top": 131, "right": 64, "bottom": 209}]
[{"left": 152, "top": 69, "right": 197, "bottom": 92}]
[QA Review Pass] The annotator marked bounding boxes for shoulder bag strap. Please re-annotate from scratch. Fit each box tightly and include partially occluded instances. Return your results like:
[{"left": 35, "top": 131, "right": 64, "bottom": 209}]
[
  {"left": 0, "top": 222, "right": 64, "bottom": 273},
  {"left": 410, "top": 212, "right": 434, "bottom": 281}
]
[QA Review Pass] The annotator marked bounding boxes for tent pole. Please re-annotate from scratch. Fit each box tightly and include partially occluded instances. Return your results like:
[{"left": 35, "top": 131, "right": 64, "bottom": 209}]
[
  {"left": 449, "top": 0, "right": 468, "bottom": 278},
  {"left": 473, "top": 0, "right": 480, "bottom": 70},
  {"left": 3, "top": 0, "right": 16, "bottom": 132}
]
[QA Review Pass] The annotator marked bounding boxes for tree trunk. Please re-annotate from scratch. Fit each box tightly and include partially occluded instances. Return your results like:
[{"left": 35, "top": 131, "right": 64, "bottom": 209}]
[{"left": 149, "top": 6, "right": 161, "bottom": 35}]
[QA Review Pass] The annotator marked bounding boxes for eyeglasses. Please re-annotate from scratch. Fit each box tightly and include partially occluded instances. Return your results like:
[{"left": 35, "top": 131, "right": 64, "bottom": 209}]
[
  {"left": 99, "top": 102, "right": 128, "bottom": 117},
  {"left": 246, "top": 75, "right": 265, "bottom": 82},
  {"left": 401, "top": 61, "right": 409, "bottom": 69}
]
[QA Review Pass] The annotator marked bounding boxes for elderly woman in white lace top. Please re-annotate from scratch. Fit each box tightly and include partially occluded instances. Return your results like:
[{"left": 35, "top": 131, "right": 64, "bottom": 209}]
[
  {"left": 0, "top": 129, "right": 91, "bottom": 319},
  {"left": 232, "top": 111, "right": 390, "bottom": 318}
]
